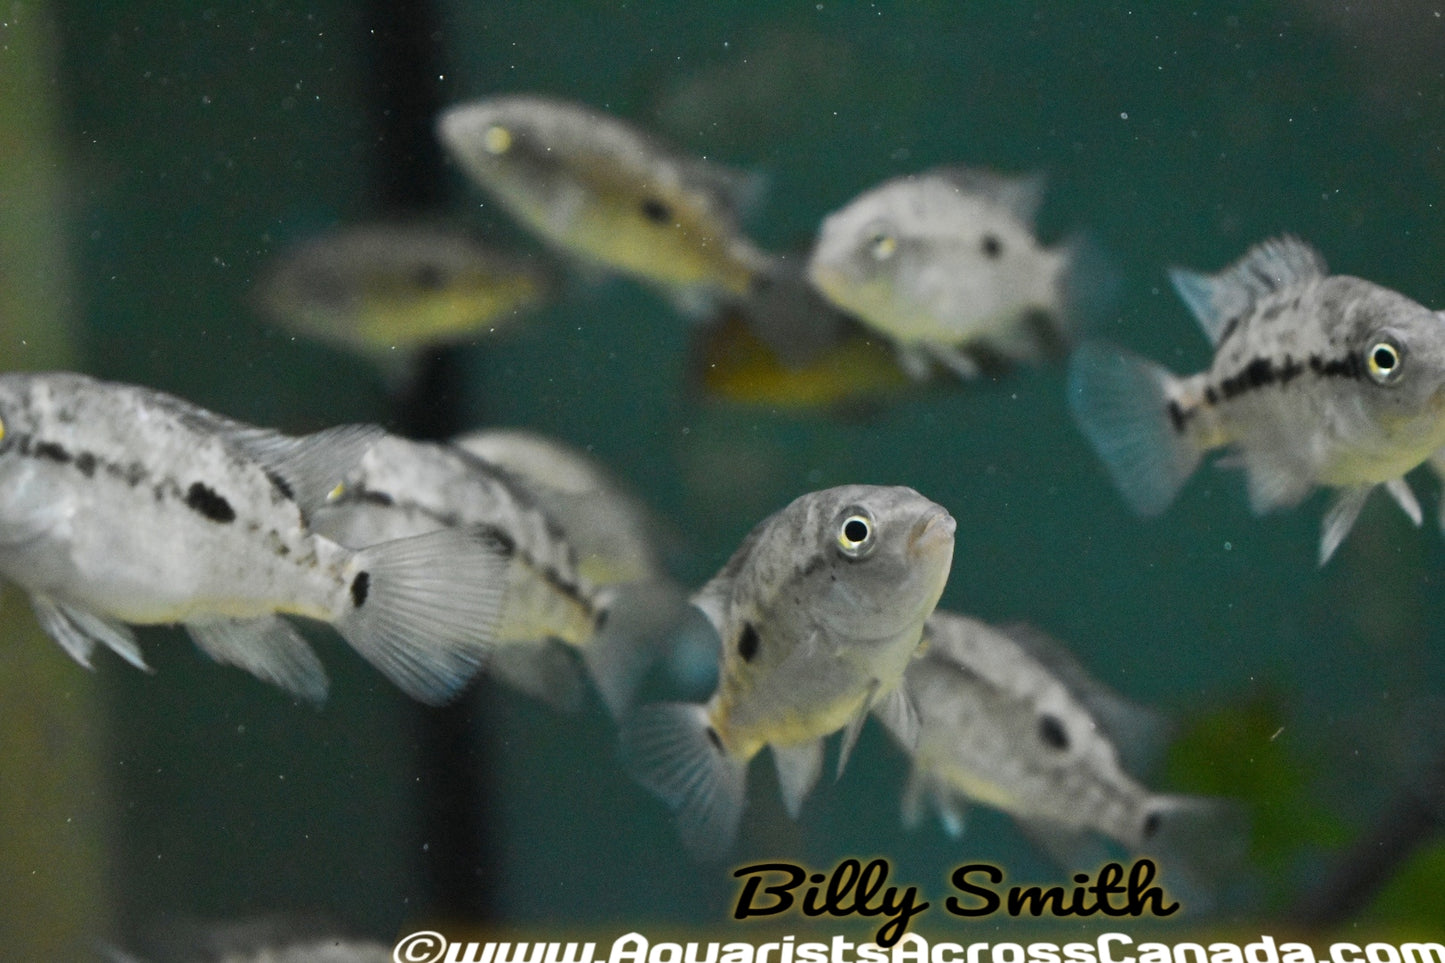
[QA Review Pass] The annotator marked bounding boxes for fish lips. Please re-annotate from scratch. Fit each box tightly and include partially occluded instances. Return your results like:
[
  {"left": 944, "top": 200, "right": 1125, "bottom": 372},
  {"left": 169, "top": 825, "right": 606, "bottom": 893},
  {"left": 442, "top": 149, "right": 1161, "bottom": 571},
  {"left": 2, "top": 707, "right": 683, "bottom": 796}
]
[{"left": 907, "top": 506, "right": 956, "bottom": 559}]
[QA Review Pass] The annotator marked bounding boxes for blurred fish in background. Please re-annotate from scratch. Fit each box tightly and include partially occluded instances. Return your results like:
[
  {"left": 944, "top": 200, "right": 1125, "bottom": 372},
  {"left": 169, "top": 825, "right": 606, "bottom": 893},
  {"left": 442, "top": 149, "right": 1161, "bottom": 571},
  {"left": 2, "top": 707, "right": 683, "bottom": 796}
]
[
  {"left": 254, "top": 222, "right": 552, "bottom": 386},
  {"left": 100, "top": 915, "right": 391, "bottom": 963},
  {"left": 437, "top": 94, "right": 772, "bottom": 304},
  {"left": 808, "top": 166, "right": 1107, "bottom": 380},
  {"left": 893, "top": 611, "right": 1245, "bottom": 899}
]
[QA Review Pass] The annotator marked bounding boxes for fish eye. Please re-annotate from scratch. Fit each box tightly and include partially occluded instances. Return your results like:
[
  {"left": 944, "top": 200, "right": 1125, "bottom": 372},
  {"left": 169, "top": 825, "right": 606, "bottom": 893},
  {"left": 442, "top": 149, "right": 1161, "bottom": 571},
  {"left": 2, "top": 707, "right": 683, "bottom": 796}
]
[
  {"left": 868, "top": 232, "right": 897, "bottom": 261},
  {"left": 1365, "top": 336, "right": 1405, "bottom": 385},
  {"left": 640, "top": 197, "right": 673, "bottom": 225},
  {"left": 483, "top": 124, "right": 513, "bottom": 155},
  {"left": 835, "top": 509, "right": 876, "bottom": 558}
]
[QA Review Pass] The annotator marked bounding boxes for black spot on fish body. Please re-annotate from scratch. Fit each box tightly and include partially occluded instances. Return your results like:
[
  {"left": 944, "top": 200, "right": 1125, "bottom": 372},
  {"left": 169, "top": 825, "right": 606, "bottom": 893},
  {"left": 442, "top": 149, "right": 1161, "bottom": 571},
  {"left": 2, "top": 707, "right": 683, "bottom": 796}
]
[
  {"left": 1204, "top": 386, "right": 1219, "bottom": 405},
  {"left": 265, "top": 469, "right": 295, "bottom": 502},
  {"left": 1142, "top": 811, "right": 1162, "bottom": 839},
  {"left": 1167, "top": 400, "right": 1190, "bottom": 434},
  {"left": 350, "top": 570, "right": 370, "bottom": 608},
  {"left": 75, "top": 452, "right": 97, "bottom": 477},
  {"left": 33, "top": 441, "right": 71, "bottom": 464},
  {"left": 738, "top": 622, "right": 760, "bottom": 662},
  {"left": 706, "top": 727, "right": 724, "bottom": 752},
  {"left": 1038, "top": 714, "right": 1069, "bottom": 751},
  {"left": 1217, "top": 317, "right": 1240, "bottom": 346},
  {"left": 355, "top": 488, "right": 395, "bottom": 508},
  {"left": 1260, "top": 301, "right": 1287, "bottom": 323},
  {"left": 981, "top": 234, "right": 1003, "bottom": 259},
  {"left": 640, "top": 197, "right": 673, "bottom": 224},
  {"left": 484, "top": 526, "right": 518, "bottom": 558},
  {"left": 185, "top": 481, "right": 236, "bottom": 523}
]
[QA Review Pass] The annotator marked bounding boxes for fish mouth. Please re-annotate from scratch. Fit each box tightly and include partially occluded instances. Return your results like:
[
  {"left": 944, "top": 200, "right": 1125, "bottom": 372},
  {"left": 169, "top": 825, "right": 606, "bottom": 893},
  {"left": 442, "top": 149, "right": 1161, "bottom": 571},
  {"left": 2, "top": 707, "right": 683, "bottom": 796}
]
[{"left": 907, "top": 507, "right": 956, "bottom": 556}]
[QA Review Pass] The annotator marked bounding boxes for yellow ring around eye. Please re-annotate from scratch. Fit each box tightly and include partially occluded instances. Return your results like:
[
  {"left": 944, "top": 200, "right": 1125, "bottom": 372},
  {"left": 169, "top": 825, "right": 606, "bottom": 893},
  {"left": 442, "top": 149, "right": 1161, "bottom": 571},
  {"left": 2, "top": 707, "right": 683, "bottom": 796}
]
[
  {"left": 0, "top": 415, "right": 6, "bottom": 442},
  {"left": 483, "top": 124, "right": 512, "bottom": 155},
  {"left": 838, "top": 514, "right": 872, "bottom": 551},
  {"left": 1367, "top": 341, "right": 1402, "bottom": 384},
  {"left": 869, "top": 234, "right": 897, "bottom": 261},
  {"left": 326, "top": 482, "right": 345, "bottom": 501}
]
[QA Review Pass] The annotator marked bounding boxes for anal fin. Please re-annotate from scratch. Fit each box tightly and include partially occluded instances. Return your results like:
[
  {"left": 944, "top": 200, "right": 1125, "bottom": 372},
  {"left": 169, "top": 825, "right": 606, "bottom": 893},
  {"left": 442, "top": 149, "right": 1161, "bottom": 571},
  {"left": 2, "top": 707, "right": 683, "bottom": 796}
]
[
  {"left": 185, "top": 615, "right": 328, "bottom": 703},
  {"left": 31, "top": 595, "right": 147, "bottom": 671}
]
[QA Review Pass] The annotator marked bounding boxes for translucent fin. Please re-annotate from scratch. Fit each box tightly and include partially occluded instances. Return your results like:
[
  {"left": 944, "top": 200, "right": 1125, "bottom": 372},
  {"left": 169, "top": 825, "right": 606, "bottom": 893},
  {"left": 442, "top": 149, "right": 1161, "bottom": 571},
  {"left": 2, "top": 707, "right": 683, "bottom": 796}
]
[
  {"left": 185, "top": 616, "right": 328, "bottom": 703},
  {"left": 226, "top": 423, "right": 384, "bottom": 517},
  {"left": 1385, "top": 476, "right": 1423, "bottom": 526},
  {"left": 1169, "top": 236, "right": 1326, "bottom": 346},
  {"left": 1066, "top": 342, "right": 1200, "bottom": 516},
  {"left": 931, "top": 784, "right": 968, "bottom": 838},
  {"left": 620, "top": 702, "right": 747, "bottom": 861},
  {"left": 923, "top": 343, "right": 982, "bottom": 381},
  {"left": 1320, "top": 485, "right": 1373, "bottom": 565},
  {"left": 1243, "top": 448, "right": 1314, "bottom": 514},
  {"left": 583, "top": 580, "right": 691, "bottom": 719},
  {"left": 900, "top": 769, "right": 929, "bottom": 831},
  {"left": 837, "top": 680, "right": 880, "bottom": 779},
  {"left": 489, "top": 641, "right": 587, "bottom": 713},
  {"left": 896, "top": 344, "right": 944, "bottom": 381},
  {"left": 773, "top": 739, "right": 824, "bottom": 819},
  {"left": 332, "top": 527, "right": 510, "bottom": 705},
  {"left": 870, "top": 683, "right": 921, "bottom": 754},
  {"left": 1056, "top": 232, "right": 1121, "bottom": 341},
  {"left": 1018, "top": 818, "right": 1109, "bottom": 872},
  {"left": 30, "top": 595, "right": 147, "bottom": 671}
]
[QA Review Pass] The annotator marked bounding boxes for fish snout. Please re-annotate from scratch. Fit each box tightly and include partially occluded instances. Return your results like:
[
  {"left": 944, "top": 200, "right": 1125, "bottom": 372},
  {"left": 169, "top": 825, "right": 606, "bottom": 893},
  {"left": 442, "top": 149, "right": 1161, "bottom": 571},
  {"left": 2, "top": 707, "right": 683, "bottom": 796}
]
[{"left": 908, "top": 506, "right": 956, "bottom": 557}]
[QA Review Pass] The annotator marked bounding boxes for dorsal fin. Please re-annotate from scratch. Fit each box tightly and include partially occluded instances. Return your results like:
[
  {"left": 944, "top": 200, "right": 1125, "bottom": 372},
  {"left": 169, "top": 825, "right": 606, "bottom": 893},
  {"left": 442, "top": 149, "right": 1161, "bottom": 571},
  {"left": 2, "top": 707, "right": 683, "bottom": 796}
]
[
  {"left": 1168, "top": 236, "right": 1327, "bottom": 346},
  {"left": 928, "top": 166, "right": 1046, "bottom": 224}
]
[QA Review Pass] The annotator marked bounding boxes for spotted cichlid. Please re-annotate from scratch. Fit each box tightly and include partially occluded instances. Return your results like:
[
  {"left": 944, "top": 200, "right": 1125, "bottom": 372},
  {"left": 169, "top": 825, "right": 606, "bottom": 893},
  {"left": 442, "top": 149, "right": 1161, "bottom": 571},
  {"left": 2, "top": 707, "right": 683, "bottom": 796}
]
[
  {"left": 0, "top": 372, "right": 507, "bottom": 704},
  {"left": 255, "top": 223, "right": 549, "bottom": 370},
  {"left": 621, "top": 485, "right": 955, "bottom": 859},
  {"left": 1068, "top": 236, "right": 1445, "bottom": 564},
  {"left": 808, "top": 167, "right": 1090, "bottom": 380},
  {"left": 894, "top": 611, "right": 1230, "bottom": 861},
  {"left": 309, "top": 432, "right": 682, "bottom": 715},
  {"left": 436, "top": 94, "right": 772, "bottom": 299}
]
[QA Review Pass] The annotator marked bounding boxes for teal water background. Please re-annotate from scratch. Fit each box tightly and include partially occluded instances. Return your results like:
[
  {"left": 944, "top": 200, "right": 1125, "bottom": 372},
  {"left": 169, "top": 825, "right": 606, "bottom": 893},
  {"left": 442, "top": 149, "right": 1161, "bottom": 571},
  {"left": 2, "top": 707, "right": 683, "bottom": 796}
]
[{"left": 12, "top": 0, "right": 1445, "bottom": 949}]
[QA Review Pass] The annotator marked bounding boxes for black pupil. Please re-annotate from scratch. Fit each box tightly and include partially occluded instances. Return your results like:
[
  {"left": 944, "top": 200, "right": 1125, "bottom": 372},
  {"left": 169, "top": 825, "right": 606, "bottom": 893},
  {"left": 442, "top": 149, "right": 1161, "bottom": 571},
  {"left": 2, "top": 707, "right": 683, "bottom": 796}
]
[
  {"left": 981, "top": 234, "right": 1003, "bottom": 258},
  {"left": 1374, "top": 346, "right": 1396, "bottom": 371},
  {"left": 641, "top": 198, "right": 672, "bottom": 224},
  {"left": 843, "top": 518, "right": 869, "bottom": 544},
  {"left": 1038, "top": 715, "right": 1069, "bottom": 750}
]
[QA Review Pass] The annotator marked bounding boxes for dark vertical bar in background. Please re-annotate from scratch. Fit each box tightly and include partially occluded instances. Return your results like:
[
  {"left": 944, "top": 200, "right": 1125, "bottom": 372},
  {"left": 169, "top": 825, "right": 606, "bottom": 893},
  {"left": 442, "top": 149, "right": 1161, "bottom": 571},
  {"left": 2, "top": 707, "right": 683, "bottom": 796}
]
[{"left": 363, "top": 0, "right": 495, "bottom": 921}]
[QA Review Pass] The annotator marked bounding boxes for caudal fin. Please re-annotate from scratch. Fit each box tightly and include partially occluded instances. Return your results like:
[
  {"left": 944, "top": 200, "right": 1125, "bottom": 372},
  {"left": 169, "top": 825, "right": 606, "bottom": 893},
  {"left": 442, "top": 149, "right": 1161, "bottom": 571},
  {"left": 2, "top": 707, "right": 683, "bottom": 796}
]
[
  {"left": 1067, "top": 341, "right": 1202, "bottom": 516},
  {"left": 1136, "top": 794, "right": 1250, "bottom": 912},
  {"left": 333, "top": 527, "right": 510, "bottom": 705},
  {"left": 620, "top": 702, "right": 748, "bottom": 861},
  {"left": 584, "top": 579, "right": 692, "bottom": 719}
]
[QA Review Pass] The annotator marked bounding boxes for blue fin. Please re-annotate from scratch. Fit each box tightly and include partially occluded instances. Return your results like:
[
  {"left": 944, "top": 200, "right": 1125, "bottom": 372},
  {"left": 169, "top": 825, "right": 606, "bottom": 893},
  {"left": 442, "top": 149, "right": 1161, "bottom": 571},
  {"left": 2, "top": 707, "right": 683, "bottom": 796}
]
[
  {"left": 1067, "top": 342, "right": 1201, "bottom": 516},
  {"left": 620, "top": 701, "right": 748, "bottom": 861},
  {"left": 332, "top": 527, "right": 510, "bottom": 704},
  {"left": 185, "top": 616, "right": 328, "bottom": 704},
  {"left": 1169, "top": 236, "right": 1326, "bottom": 346}
]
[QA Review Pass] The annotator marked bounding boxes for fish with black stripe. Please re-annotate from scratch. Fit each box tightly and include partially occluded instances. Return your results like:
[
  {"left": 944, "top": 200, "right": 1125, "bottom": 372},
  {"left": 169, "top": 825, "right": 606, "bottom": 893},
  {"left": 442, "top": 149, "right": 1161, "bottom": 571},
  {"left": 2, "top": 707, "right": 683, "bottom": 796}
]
[
  {"left": 1068, "top": 236, "right": 1445, "bottom": 563},
  {"left": 620, "top": 484, "right": 954, "bottom": 859},
  {"left": 309, "top": 432, "right": 684, "bottom": 715},
  {"left": 0, "top": 371, "right": 508, "bottom": 704}
]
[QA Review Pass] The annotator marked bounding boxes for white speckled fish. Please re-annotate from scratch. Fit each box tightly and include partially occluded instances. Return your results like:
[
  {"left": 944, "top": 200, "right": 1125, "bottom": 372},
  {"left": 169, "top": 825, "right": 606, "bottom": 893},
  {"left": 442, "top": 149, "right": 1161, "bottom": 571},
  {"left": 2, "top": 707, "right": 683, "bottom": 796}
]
[
  {"left": 894, "top": 611, "right": 1230, "bottom": 860},
  {"left": 621, "top": 484, "right": 955, "bottom": 859},
  {"left": 436, "top": 94, "right": 771, "bottom": 299},
  {"left": 0, "top": 371, "right": 507, "bottom": 704},
  {"left": 310, "top": 432, "right": 684, "bottom": 715},
  {"left": 1068, "top": 236, "right": 1445, "bottom": 564},
  {"left": 807, "top": 166, "right": 1089, "bottom": 380}
]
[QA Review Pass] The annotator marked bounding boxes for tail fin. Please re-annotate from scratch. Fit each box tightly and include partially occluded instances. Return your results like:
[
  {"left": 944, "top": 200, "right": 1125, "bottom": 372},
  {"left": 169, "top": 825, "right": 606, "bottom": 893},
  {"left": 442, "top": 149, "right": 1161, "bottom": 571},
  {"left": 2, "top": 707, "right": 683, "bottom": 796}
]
[
  {"left": 332, "top": 527, "right": 510, "bottom": 705},
  {"left": 1067, "top": 341, "right": 1202, "bottom": 516},
  {"left": 620, "top": 702, "right": 748, "bottom": 861},
  {"left": 584, "top": 580, "right": 692, "bottom": 719}
]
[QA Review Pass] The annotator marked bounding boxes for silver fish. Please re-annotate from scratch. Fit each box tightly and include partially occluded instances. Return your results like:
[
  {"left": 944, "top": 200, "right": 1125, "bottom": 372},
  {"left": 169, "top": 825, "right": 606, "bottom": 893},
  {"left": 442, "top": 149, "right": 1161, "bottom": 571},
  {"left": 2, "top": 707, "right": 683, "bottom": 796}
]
[
  {"left": 436, "top": 94, "right": 771, "bottom": 298},
  {"left": 807, "top": 166, "right": 1085, "bottom": 380},
  {"left": 1069, "top": 236, "right": 1445, "bottom": 564},
  {"left": 310, "top": 432, "right": 681, "bottom": 715},
  {"left": 0, "top": 372, "right": 506, "bottom": 704},
  {"left": 895, "top": 611, "right": 1221, "bottom": 857},
  {"left": 255, "top": 223, "right": 549, "bottom": 364},
  {"left": 621, "top": 484, "right": 955, "bottom": 859},
  {"left": 103, "top": 938, "right": 391, "bottom": 963}
]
